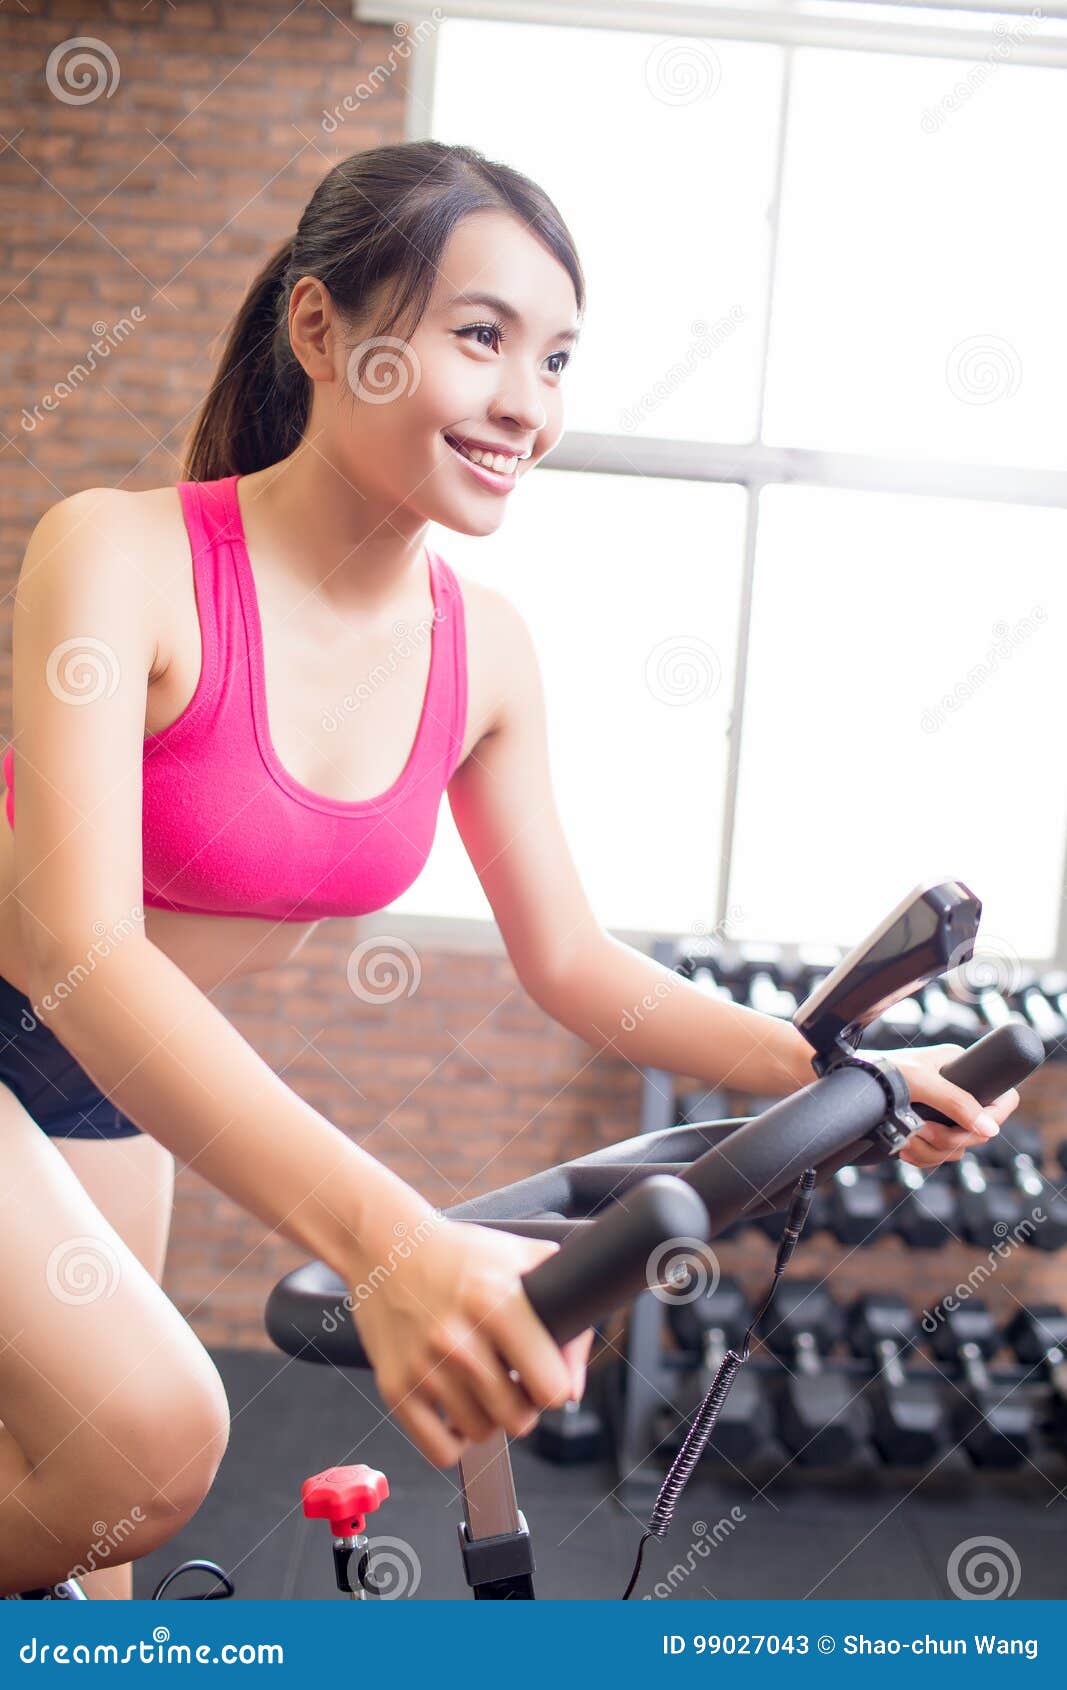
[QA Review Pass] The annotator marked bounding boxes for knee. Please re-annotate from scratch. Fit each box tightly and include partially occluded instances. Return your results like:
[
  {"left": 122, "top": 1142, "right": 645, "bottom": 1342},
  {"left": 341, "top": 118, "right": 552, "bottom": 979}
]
[{"left": 86, "top": 1354, "right": 231, "bottom": 1552}]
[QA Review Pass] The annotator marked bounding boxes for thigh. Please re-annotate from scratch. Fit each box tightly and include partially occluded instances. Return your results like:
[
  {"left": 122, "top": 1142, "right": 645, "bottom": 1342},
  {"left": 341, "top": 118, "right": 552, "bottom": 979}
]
[
  {"left": 0, "top": 1080, "right": 224, "bottom": 1484},
  {"left": 52, "top": 1134, "right": 175, "bottom": 1284}
]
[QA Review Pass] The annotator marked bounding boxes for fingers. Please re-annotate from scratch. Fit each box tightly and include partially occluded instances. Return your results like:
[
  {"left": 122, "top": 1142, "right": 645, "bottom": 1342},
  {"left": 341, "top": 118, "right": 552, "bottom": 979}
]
[
  {"left": 391, "top": 1394, "right": 467, "bottom": 1470},
  {"left": 488, "top": 1295, "right": 578, "bottom": 1415},
  {"left": 561, "top": 1329, "right": 594, "bottom": 1400}
]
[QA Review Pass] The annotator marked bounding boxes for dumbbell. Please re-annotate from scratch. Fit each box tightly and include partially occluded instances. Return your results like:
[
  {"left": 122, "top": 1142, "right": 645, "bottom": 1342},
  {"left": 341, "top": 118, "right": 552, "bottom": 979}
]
[
  {"left": 661, "top": 1276, "right": 774, "bottom": 1464},
  {"left": 1010, "top": 973, "right": 1067, "bottom": 1057},
  {"left": 1005, "top": 1306, "right": 1067, "bottom": 1446},
  {"left": 758, "top": 1281, "right": 870, "bottom": 1467},
  {"left": 884, "top": 1162, "right": 959, "bottom": 1249},
  {"left": 847, "top": 1294, "right": 947, "bottom": 1465},
  {"left": 861, "top": 993, "right": 926, "bottom": 1051},
  {"left": 919, "top": 982, "right": 984, "bottom": 1046},
  {"left": 827, "top": 1165, "right": 886, "bottom": 1246},
  {"left": 954, "top": 1152, "right": 1025, "bottom": 1248},
  {"left": 925, "top": 1302, "right": 1033, "bottom": 1467},
  {"left": 534, "top": 1398, "right": 607, "bottom": 1464},
  {"left": 981, "top": 1130, "right": 1067, "bottom": 1251}
]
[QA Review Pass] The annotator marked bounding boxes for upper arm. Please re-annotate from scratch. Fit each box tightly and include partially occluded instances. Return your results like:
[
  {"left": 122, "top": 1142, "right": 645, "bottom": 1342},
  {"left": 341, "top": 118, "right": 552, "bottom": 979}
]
[
  {"left": 446, "top": 590, "right": 601, "bottom": 998},
  {"left": 9, "top": 489, "right": 157, "bottom": 986}
]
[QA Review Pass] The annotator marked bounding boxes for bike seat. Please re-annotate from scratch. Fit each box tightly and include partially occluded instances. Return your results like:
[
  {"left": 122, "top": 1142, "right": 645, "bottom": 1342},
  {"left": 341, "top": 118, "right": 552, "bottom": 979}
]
[{"left": 265, "top": 1260, "right": 365, "bottom": 1368}]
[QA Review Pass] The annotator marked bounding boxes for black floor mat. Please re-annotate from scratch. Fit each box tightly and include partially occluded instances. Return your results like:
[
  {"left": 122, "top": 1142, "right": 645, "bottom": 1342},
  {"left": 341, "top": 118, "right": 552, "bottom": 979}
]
[{"left": 133, "top": 1349, "right": 1067, "bottom": 1601}]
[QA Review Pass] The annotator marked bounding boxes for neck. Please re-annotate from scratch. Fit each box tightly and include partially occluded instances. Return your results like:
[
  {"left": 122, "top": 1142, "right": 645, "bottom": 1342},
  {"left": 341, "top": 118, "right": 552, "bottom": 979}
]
[{"left": 236, "top": 448, "right": 429, "bottom": 616}]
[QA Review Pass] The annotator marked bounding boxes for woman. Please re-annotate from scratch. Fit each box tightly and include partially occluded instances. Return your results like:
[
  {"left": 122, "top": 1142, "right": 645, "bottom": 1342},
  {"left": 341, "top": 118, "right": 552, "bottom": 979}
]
[{"left": 0, "top": 141, "right": 1016, "bottom": 1598}]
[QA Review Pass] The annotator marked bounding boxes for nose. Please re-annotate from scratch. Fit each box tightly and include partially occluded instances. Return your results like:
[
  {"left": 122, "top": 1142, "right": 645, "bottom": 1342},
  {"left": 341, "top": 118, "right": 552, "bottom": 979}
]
[{"left": 491, "top": 360, "right": 548, "bottom": 440}]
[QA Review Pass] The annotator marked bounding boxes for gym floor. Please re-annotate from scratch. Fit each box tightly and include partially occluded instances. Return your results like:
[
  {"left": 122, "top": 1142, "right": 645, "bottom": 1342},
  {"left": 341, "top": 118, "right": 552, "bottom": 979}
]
[{"left": 134, "top": 1349, "right": 1067, "bottom": 1601}]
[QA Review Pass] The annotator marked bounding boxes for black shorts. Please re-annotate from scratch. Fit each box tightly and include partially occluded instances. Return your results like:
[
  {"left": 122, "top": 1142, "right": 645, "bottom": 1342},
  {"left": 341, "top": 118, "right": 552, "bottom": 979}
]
[{"left": 0, "top": 972, "right": 143, "bottom": 1140}]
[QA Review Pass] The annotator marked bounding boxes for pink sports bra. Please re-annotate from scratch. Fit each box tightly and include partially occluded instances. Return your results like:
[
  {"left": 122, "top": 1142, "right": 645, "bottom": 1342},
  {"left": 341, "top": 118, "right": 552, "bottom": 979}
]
[{"left": 2, "top": 474, "right": 468, "bottom": 923}]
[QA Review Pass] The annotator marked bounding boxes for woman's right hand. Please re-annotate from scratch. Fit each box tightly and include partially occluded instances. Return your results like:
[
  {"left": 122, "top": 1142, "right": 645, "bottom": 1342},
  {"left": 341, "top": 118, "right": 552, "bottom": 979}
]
[{"left": 349, "top": 1214, "right": 594, "bottom": 1469}]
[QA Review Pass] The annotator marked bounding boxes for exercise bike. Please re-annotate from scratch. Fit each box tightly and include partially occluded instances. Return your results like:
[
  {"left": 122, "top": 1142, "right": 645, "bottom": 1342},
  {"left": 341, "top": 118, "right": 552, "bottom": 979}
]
[
  {"left": 265, "top": 879, "right": 1045, "bottom": 1600},
  {"left": 9, "top": 881, "right": 1042, "bottom": 1600}
]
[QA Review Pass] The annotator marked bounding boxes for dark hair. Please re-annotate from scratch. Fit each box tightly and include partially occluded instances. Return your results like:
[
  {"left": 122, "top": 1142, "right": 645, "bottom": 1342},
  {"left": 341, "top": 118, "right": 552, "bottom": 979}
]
[{"left": 183, "top": 140, "right": 585, "bottom": 482}]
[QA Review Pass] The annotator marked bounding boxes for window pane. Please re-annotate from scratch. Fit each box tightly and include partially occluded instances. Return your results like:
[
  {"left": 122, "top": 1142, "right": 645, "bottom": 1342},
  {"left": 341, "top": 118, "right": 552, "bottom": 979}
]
[
  {"left": 764, "top": 50, "right": 1066, "bottom": 469},
  {"left": 431, "top": 18, "right": 783, "bottom": 442},
  {"left": 729, "top": 486, "right": 1067, "bottom": 957},
  {"left": 393, "top": 470, "right": 747, "bottom": 933}
]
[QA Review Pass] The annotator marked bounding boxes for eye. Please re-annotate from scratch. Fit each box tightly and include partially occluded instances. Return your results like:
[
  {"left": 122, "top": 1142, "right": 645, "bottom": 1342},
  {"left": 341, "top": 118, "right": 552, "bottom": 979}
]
[
  {"left": 456, "top": 320, "right": 505, "bottom": 352},
  {"left": 456, "top": 322, "right": 572, "bottom": 376}
]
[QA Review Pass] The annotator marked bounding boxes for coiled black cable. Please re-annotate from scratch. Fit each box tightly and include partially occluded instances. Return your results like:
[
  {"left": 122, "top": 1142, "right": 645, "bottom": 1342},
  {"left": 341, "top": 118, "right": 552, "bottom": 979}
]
[{"left": 622, "top": 1167, "right": 817, "bottom": 1600}]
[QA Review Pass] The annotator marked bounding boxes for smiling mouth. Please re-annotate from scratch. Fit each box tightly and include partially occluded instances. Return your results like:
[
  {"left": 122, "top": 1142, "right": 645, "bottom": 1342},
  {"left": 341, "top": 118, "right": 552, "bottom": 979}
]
[{"left": 443, "top": 434, "right": 524, "bottom": 477}]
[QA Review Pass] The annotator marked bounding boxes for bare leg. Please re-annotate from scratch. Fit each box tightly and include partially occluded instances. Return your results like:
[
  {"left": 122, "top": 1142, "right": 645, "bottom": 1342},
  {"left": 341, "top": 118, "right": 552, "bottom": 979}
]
[
  {"left": 49, "top": 1133, "right": 176, "bottom": 1599},
  {"left": 0, "top": 1086, "right": 228, "bottom": 1596}
]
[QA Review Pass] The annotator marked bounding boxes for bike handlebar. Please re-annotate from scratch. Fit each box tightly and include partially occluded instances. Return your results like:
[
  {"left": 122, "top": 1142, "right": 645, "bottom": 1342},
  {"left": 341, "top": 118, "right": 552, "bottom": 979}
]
[{"left": 264, "top": 1021, "right": 1043, "bottom": 1374}]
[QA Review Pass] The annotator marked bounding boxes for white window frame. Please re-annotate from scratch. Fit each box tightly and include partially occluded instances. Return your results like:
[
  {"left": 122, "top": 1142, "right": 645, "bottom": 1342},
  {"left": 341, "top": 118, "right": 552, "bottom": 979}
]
[{"left": 353, "top": 0, "right": 1067, "bottom": 967}]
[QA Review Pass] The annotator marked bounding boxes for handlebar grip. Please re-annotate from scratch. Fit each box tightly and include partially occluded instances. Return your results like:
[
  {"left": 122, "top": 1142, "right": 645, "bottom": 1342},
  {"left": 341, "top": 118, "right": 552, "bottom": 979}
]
[
  {"left": 520, "top": 1173, "right": 710, "bottom": 1349},
  {"left": 914, "top": 1020, "right": 1044, "bottom": 1127}
]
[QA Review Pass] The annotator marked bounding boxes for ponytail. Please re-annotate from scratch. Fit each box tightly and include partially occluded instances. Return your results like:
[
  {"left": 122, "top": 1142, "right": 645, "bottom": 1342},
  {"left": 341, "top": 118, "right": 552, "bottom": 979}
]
[
  {"left": 181, "top": 141, "right": 585, "bottom": 485},
  {"left": 183, "top": 234, "right": 305, "bottom": 481}
]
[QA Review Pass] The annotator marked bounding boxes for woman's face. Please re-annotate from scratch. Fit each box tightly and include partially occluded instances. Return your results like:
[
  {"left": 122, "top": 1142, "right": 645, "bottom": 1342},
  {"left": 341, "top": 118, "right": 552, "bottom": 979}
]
[{"left": 330, "top": 209, "right": 581, "bottom": 539}]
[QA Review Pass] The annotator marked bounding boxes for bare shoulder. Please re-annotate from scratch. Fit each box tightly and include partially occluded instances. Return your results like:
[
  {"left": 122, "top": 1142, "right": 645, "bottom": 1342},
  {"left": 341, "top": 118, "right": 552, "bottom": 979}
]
[
  {"left": 30, "top": 483, "right": 188, "bottom": 576},
  {"left": 449, "top": 570, "right": 541, "bottom": 745},
  {"left": 25, "top": 484, "right": 191, "bottom": 676}
]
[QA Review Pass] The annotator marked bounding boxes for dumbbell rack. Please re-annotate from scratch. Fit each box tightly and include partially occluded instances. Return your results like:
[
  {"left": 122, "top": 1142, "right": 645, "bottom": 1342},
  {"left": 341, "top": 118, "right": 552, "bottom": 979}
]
[{"left": 602, "top": 935, "right": 1067, "bottom": 1501}]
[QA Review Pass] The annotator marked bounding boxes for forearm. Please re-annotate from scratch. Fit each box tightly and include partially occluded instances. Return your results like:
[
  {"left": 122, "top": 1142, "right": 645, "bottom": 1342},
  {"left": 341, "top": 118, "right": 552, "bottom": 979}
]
[
  {"left": 28, "top": 941, "right": 435, "bottom": 1283},
  {"left": 535, "top": 933, "right": 817, "bottom": 1097}
]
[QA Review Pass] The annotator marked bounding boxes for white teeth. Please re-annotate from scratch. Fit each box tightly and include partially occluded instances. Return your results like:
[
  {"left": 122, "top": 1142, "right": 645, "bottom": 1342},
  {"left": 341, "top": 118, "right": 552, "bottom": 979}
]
[{"left": 448, "top": 437, "right": 518, "bottom": 475}]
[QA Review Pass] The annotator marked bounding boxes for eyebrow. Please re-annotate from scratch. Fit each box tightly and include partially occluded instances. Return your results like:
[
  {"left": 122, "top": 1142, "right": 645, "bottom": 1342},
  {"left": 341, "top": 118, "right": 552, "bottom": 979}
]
[{"left": 445, "top": 291, "right": 581, "bottom": 346}]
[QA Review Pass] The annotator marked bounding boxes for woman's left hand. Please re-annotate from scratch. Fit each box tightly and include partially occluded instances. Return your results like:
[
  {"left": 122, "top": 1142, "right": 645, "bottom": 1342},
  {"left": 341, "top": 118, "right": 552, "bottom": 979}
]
[{"left": 880, "top": 1044, "right": 1021, "bottom": 1169}]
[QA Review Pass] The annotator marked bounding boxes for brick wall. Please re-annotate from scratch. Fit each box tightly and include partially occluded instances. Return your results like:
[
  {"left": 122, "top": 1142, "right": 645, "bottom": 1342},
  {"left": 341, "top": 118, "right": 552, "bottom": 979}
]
[{"left": 3, "top": 2, "right": 1065, "bottom": 1359}]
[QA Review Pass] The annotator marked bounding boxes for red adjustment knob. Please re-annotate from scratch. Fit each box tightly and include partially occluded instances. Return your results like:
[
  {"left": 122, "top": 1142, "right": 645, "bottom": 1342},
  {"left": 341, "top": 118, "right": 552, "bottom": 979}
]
[{"left": 301, "top": 1465, "right": 389, "bottom": 1536}]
